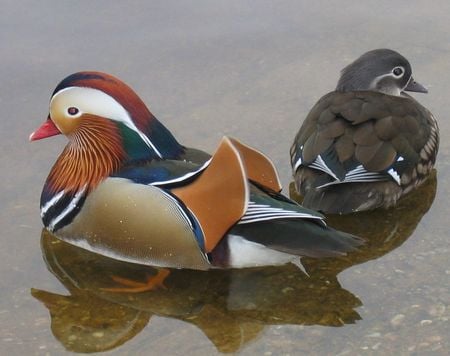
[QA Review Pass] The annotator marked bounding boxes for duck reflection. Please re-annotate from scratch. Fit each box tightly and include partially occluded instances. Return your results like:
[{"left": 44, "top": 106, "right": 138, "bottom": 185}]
[
  {"left": 290, "top": 170, "right": 437, "bottom": 275},
  {"left": 32, "top": 171, "right": 436, "bottom": 353}
]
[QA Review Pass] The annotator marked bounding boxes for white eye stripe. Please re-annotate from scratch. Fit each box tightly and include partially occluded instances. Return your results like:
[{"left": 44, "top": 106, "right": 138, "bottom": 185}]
[
  {"left": 51, "top": 87, "right": 162, "bottom": 158},
  {"left": 52, "top": 86, "right": 133, "bottom": 125},
  {"left": 371, "top": 69, "right": 405, "bottom": 85},
  {"left": 368, "top": 70, "right": 407, "bottom": 96}
]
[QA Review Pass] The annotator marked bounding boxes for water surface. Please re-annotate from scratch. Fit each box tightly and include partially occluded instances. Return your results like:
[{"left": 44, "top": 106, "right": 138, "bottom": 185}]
[{"left": 1, "top": 1, "right": 449, "bottom": 354}]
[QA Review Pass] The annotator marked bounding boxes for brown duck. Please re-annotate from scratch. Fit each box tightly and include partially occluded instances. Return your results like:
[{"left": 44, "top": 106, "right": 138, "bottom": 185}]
[{"left": 290, "top": 49, "right": 438, "bottom": 214}]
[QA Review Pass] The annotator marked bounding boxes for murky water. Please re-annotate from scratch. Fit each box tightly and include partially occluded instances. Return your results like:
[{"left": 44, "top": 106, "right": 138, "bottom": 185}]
[{"left": 1, "top": 1, "right": 449, "bottom": 354}]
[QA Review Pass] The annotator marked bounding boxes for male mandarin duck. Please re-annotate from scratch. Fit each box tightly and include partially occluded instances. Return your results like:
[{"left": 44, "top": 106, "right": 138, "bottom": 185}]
[
  {"left": 290, "top": 49, "right": 438, "bottom": 214},
  {"left": 30, "top": 71, "right": 362, "bottom": 274}
]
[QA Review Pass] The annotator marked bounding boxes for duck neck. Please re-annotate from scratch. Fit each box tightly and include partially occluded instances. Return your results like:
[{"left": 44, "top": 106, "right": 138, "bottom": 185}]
[{"left": 137, "top": 111, "right": 186, "bottom": 159}]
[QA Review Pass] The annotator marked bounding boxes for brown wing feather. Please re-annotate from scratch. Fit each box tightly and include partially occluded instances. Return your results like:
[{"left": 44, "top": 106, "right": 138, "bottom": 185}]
[
  {"left": 318, "top": 117, "right": 347, "bottom": 139},
  {"left": 227, "top": 137, "right": 282, "bottom": 192},
  {"left": 302, "top": 132, "right": 334, "bottom": 163},
  {"left": 334, "top": 132, "right": 354, "bottom": 162},
  {"left": 355, "top": 141, "right": 397, "bottom": 171},
  {"left": 291, "top": 90, "right": 437, "bottom": 213},
  {"left": 353, "top": 121, "right": 380, "bottom": 146},
  {"left": 374, "top": 116, "right": 397, "bottom": 141},
  {"left": 172, "top": 137, "right": 248, "bottom": 252},
  {"left": 293, "top": 91, "right": 433, "bottom": 172}
]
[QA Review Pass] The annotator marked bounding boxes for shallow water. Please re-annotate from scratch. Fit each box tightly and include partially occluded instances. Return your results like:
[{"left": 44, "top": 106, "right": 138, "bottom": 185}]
[{"left": 1, "top": 1, "right": 449, "bottom": 354}]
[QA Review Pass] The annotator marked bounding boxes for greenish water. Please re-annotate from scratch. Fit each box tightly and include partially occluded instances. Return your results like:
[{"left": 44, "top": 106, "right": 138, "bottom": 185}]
[{"left": 1, "top": 1, "right": 449, "bottom": 354}]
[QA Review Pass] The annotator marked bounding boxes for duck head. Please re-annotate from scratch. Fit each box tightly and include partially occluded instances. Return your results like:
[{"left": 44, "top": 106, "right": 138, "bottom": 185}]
[
  {"left": 336, "top": 49, "right": 428, "bottom": 96},
  {"left": 30, "top": 71, "right": 185, "bottom": 194}
]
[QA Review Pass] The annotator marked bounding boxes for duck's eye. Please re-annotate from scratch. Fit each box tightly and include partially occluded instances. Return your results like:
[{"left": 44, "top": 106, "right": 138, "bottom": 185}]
[
  {"left": 67, "top": 107, "right": 79, "bottom": 116},
  {"left": 392, "top": 67, "right": 404, "bottom": 77}
]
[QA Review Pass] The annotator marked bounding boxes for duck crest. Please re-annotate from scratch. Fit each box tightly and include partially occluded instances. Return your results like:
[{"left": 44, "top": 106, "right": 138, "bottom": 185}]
[{"left": 53, "top": 71, "right": 185, "bottom": 160}]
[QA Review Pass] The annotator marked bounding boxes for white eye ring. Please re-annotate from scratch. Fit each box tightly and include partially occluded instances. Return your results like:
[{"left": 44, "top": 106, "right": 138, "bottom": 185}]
[{"left": 392, "top": 66, "right": 404, "bottom": 77}]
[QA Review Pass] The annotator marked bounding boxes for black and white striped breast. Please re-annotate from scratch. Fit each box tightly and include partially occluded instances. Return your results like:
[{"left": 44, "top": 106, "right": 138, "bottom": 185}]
[{"left": 40, "top": 185, "right": 87, "bottom": 232}]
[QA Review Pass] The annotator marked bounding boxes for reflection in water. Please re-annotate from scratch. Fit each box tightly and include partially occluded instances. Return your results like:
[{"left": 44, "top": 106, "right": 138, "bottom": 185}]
[
  {"left": 32, "top": 172, "right": 436, "bottom": 353},
  {"left": 290, "top": 170, "right": 437, "bottom": 275}
]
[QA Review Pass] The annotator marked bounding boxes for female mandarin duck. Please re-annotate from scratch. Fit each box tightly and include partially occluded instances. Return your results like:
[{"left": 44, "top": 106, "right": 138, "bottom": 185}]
[
  {"left": 291, "top": 49, "right": 438, "bottom": 214},
  {"left": 30, "top": 71, "right": 362, "bottom": 277}
]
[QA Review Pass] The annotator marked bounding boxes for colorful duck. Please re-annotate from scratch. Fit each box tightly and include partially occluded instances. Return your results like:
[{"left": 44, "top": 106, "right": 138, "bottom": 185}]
[{"left": 30, "top": 72, "right": 361, "bottom": 272}]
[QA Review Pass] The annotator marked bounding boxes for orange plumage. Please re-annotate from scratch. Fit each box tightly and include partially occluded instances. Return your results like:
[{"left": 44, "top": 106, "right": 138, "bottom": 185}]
[{"left": 46, "top": 115, "right": 126, "bottom": 194}]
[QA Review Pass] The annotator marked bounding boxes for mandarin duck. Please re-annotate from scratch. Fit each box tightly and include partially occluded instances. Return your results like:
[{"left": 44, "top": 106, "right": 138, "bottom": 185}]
[
  {"left": 30, "top": 71, "right": 362, "bottom": 272},
  {"left": 290, "top": 49, "right": 438, "bottom": 214}
]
